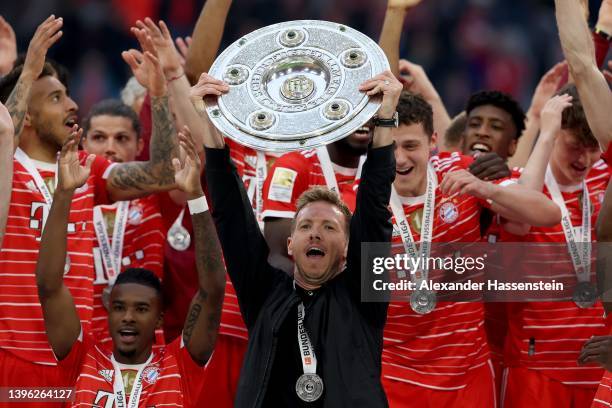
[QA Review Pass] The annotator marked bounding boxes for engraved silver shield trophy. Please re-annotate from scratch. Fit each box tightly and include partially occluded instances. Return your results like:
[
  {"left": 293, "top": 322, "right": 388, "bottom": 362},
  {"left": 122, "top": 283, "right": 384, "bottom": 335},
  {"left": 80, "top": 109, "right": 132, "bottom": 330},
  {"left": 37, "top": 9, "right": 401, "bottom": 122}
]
[{"left": 206, "top": 20, "right": 390, "bottom": 152}]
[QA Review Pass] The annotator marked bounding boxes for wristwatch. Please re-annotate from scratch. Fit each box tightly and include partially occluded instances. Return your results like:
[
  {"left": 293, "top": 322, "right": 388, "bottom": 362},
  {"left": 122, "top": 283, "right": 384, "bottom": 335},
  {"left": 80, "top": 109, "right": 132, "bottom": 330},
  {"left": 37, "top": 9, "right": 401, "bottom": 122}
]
[{"left": 372, "top": 112, "right": 399, "bottom": 128}]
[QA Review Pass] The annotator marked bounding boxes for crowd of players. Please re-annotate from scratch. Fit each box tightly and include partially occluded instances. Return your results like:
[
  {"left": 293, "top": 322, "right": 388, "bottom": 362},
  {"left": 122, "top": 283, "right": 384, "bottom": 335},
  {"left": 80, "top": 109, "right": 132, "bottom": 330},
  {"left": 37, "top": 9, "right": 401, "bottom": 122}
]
[{"left": 0, "top": 0, "right": 611, "bottom": 406}]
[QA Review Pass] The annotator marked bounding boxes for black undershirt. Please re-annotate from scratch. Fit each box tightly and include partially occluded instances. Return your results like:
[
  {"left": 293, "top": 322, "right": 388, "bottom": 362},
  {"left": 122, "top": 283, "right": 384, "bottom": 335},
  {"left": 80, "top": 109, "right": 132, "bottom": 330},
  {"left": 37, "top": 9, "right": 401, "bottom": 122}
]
[{"left": 262, "top": 285, "right": 324, "bottom": 407}]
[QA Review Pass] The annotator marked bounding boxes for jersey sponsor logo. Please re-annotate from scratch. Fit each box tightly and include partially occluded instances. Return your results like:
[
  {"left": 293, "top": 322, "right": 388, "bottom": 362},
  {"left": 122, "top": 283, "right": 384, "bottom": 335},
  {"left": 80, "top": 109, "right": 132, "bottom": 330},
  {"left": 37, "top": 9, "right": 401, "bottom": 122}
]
[
  {"left": 143, "top": 366, "right": 160, "bottom": 384},
  {"left": 268, "top": 167, "right": 297, "bottom": 203},
  {"left": 94, "top": 390, "right": 115, "bottom": 408},
  {"left": 439, "top": 201, "right": 459, "bottom": 224}
]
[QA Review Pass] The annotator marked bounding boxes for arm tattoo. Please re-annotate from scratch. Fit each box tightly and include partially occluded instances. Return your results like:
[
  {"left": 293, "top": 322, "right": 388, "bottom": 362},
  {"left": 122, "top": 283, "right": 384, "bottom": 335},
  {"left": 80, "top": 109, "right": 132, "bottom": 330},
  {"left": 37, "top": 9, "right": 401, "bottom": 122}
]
[
  {"left": 6, "top": 78, "right": 30, "bottom": 147},
  {"left": 109, "top": 95, "right": 179, "bottom": 192},
  {"left": 183, "top": 303, "right": 202, "bottom": 345}
]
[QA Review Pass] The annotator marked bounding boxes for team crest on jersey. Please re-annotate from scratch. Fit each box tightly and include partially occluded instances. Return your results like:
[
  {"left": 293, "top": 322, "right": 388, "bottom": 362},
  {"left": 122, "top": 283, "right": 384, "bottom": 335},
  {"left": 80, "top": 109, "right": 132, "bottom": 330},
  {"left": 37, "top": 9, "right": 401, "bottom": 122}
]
[
  {"left": 142, "top": 366, "right": 160, "bottom": 384},
  {"left": 128, "top": 204, "right": 144, "bottom": 225},
  {"left": 99, "top": 369, "right": 114, "bottom": 383},
  {"left": 439, "top": 201, "right": 459, "bottom": 224}
]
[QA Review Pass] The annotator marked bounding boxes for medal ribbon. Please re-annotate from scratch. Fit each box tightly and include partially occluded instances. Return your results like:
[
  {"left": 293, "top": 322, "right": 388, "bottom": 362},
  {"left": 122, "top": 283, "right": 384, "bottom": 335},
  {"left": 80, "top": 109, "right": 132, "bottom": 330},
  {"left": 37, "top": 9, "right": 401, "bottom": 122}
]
[
  {"left": 297, "top": 302, "right": 317, "bottom": 376},
  {"left": 110, "top": 353, "right": 152, "bottom": 408},
  {"left": 389, "top": 165, "right": 437, "bottom": 283},
  {"left": 14, "top": 147, "right": 57, "bottom": 213},
  {"left": 93, "top": 201, "right": 130, "bottom": 283},
  {"left": 545, "top": 166, "right": 591, "bottom": 282},
  {"left": 315, "top": 147, "right": 365, "bottom": 194}
]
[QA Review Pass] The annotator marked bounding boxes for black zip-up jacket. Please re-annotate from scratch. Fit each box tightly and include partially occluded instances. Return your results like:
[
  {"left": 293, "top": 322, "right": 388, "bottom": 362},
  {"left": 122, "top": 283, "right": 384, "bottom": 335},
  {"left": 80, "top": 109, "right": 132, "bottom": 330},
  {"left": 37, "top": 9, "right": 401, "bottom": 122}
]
[{"left": 205, "top": 143, "right": 395, "bottom": 407}]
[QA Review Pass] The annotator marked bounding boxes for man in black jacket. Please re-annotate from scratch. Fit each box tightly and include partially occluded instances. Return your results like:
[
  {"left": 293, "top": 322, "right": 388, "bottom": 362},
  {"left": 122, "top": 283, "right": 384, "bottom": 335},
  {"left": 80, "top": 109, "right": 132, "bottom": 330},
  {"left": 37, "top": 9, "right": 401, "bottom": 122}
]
[{"left": 192, "top": 70, "right": 402, "bottom": 407}]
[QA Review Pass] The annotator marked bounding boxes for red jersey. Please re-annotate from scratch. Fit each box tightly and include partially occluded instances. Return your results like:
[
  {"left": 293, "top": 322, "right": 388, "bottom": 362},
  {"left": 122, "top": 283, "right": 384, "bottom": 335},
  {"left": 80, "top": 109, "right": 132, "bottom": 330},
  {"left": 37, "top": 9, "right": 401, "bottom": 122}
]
[
  {"left": 0, "top": 151, "right": 114, "bottom": 365},
  {"left": 383, "top": 152, "right": 517, "bottom": 390},
  {"left": 503, "top": 161, "right": 610, "bottom": 388},
  {"left": 602, "top": 143, "right": 612, "bottom": 166},
  {"left": 92, "top": 196, "right": 166, "bottom": 348},
  {"left": 60, "top": 331, "right": 206, "bottom": 408},
  {"left": 261, "top": 148, "right": 362, "bottom": 219}
]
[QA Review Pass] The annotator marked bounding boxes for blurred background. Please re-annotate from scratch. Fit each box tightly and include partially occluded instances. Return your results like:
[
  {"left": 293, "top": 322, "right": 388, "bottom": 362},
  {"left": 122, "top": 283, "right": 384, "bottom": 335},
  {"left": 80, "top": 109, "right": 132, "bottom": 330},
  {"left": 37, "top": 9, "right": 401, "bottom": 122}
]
[{"left": 0, "top": 0, "right": 608, "bottom": 117}]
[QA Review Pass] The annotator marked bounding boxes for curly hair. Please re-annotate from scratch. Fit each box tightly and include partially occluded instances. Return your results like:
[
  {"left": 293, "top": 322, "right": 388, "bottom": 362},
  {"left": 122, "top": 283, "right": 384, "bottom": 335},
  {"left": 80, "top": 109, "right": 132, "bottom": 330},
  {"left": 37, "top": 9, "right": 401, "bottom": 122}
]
[
  {"left": 396, "top": 91, "right": 434, "bottom": 138},
  {"left": 556, "top": 83, "right": 597, "bottom": 147},
  {"left": 466, "top": 90, "right": 526, "bottom": 139}
]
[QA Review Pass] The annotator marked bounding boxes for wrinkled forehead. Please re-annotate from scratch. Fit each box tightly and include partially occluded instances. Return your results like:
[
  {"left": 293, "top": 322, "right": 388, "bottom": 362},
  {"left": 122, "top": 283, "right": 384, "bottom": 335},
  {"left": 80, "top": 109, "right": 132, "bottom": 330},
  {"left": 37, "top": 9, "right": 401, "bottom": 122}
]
[{"left": 295, "top": 201, "right": 345, "bottom": 225}]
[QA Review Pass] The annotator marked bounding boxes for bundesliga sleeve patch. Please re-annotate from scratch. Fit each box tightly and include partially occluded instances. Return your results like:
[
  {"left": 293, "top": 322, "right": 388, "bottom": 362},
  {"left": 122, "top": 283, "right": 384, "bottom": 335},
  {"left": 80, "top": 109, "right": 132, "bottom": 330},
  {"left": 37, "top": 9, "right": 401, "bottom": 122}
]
[{"left": 268, "top": 167, "right": 298, "bottom": 203}]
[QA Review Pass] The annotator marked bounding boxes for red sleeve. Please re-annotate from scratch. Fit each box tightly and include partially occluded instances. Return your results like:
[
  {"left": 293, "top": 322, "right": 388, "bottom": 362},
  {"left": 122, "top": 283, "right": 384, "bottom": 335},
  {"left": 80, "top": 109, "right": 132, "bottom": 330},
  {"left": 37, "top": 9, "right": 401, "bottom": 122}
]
[
  {"left": 167, "top": 337, "right": 207, "bottom": 407},
  {"left": 136, "top": 93, "right": 151, "bottom": 162},
  {"left": 57, "top": 331, "right": 92, "bottom": 385},
  {"left": 80, "top": 151, "right": 115, "bottom": 206},
  {"left": 261, "top": 152, "right": 310, "bottom": 219}
]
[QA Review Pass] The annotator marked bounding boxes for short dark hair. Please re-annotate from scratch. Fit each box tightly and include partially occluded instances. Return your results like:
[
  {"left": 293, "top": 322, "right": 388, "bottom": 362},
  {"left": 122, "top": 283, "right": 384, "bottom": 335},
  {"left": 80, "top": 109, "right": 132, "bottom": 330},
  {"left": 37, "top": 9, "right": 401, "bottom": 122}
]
[
  {"left": 82, "top": 99, "right": 141, "bottom": 137},
  {"left": 13, "top": 54, "right": 70, "bottom": 90},
  {"left": 397, "top": 91, "right": 434, "bottom": 138},
  {"left": 292, "top": 186, "right": 352, "bottom": 236},
  {"left": 0, "top": 62, "right": 58, "bottom": 104},
  {"left": 556, "top": 83, "right": 598, "bottom": 147},
  {"left": 466, "top": 90, "right": 526, "bottom": 139},
  {"left": 114, "top": 268, "right": 162, "bottom": 296},
  {"left": 444, "top": 111, "right": 467, "bottom": 149}
]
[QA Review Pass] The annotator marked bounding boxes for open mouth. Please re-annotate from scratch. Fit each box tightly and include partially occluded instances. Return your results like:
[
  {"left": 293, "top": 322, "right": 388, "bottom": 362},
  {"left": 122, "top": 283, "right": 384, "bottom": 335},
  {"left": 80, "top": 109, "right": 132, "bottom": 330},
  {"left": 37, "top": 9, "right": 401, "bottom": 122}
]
[
  {"left": 470, "top": 142, "right": 491, "bottom": 154},
  {"left": 118, "top": 328, "right": 139, "bottom": 343},
  {"left": 354, "top": 126, "right": 370, "bottom": 135},
  {"left": 396, "top": 167, "right": 414, "bottom": 176},
  {"left": 571, "top": 163, "right": 587, "bottom": 173},
  {"left": 64, "top": 117, "right": 78, "bottom": 129},
  {"left": 306, "top": 247, "right": 326, "bottom": 258}
]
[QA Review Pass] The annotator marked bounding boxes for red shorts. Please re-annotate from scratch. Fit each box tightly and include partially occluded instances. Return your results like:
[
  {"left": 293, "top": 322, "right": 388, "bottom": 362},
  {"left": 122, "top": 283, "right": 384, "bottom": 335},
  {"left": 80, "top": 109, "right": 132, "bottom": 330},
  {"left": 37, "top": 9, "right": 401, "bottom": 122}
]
[
  {"left": 197, "top": 335, "right": 248, "bottom": 407},
  {"left": 501, "top": 366, "right": 597, "bottom": 408},
  {"left": 383, "top": 361, "right": 496, "bottom": 408},
  {"left": 592, "top": 371, "right": 612, "bottom": 407},
  {"left": 0, "top": 348, "right": 68, "bottom": 408}
]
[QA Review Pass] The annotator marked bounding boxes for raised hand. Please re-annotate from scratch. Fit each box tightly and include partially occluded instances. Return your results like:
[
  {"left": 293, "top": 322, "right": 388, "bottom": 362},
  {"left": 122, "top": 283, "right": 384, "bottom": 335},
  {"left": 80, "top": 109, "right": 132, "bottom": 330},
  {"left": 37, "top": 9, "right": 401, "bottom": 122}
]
[
  {"left": 387, "top": 0, "right": 423, "bottom": 9},
  {"left": 528, "top": 62, "right": 567, "bottom": 119},
  {"left": 440, "top": 169, "right": 494, "bottom": 201},
  {"left": 578, "top": 335, "right": 612, "bottom": 370},
  {"left": 0, "top": 102, "right": 13, "bottom": 140},
  {"left": 57, "top": 126, "right": 95, "bottom": 192},
  {"left": 539, "top": 93, "right": 573, "bottom": 138},
  {"left": 398, "top": 59, "right": 439, "bottom": 102},
  {"left": 134, "top": 18, "right": 183, "bottom": 78},
  {"left": 597, "top": 0, "right": 612, "bottom": 34},
  {"left": 358, "top": 70, "right": 403, "bottom": 118},
  {"left": 189, "top": 72, "right": 229, "bottom": 113},
  {"left": 21, "top": 15, "right": 63, "bottom": 81},
  {"left": 604, "top": 61, "right": 612, "bottom": 85},
  {"left": 0, "top": 16, "right": 17, "bottom": 76},
  {"left": 172, "top": 125, "right": 203, "bottom": 199},
  {"left": 175, "top": 36, "right": 192, "bottom": 67},
  {"left": 122, "top": 49, "right": 167, "bottom": 97}
]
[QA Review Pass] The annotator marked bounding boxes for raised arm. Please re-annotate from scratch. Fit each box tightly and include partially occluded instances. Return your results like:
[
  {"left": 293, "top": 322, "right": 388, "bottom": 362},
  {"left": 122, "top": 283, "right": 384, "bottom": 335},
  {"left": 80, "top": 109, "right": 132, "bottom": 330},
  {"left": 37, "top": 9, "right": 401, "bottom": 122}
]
[
  {"left": 378, "top": 0, "right": 422, "bottom": 77},
  {"left": 0, "top": 16, "right": 17, "bottom": 76},
  {"left": 171, "top": 127, "right": 225, "bottom": 366},
  {"left": 36, "top": 128, "right": 94, "bottom": 360},
  {"left": 0, "top": 102, "right": 13, "bottom": 248},
  {"left": 184, "top": 0, "right": 233, "bottom": 84},
  {"left": 4, "top": 15, "right": 62, "bottom": 149},
  {"left": 108, "top": 49, "right": 179, "bottom": 201},
  {"left": 555, "top": 0, "right": 612, "bottom": 148}
]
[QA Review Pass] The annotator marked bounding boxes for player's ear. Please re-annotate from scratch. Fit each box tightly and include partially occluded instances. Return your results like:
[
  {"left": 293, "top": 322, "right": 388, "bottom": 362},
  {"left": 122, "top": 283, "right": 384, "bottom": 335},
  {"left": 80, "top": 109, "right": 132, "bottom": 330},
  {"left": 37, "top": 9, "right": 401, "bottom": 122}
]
[{"left": 287, "top": 236, "right": 293, "bottom": 256}]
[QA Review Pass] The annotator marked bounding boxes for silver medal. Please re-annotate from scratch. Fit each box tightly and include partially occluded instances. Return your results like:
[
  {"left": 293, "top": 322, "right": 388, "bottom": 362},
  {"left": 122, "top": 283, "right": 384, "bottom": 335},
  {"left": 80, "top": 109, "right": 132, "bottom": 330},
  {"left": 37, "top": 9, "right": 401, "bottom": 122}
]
[
  {"left": 167, "top": 225, "right": 191, "bottom": 251},
  {"left": 410, "top": 289, "right": 436, "bottom": 314},
  {"left": 295, "top": 373, "right": 324, "bottom": 402},
  {"left": 573, "top": 281, "right": 597, "bottom": 308},
  {"left": 64, "top": 254, "right": 71, "bottom": 275}
]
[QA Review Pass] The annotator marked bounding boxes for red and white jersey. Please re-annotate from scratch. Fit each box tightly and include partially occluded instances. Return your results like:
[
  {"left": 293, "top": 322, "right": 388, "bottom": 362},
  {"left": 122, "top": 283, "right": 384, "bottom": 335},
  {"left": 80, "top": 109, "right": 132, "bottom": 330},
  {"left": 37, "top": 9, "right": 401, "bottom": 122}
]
[
  {"left": 261, "top": 149, "right": 362, "bottom": 219},
  {"left": 503, "top": 161, "right": 610, "bottom": 388},
  {"left": 92, "top": 195, "right": 166, "bottom": 348},
  {"left": 0, "top": 152, "right": 114, "bottom": 365},
  {"left": 383, "top": 152, "right": 517, "bottom": 390},
  {"left": 601, "top": 142, "right": 612, "bottom": 166},
  {"left": 591, "top": 315, "right": 612, "bottom": 408},
  {"left": 60, "top": 331, "right": 206, "bottom": 408}
]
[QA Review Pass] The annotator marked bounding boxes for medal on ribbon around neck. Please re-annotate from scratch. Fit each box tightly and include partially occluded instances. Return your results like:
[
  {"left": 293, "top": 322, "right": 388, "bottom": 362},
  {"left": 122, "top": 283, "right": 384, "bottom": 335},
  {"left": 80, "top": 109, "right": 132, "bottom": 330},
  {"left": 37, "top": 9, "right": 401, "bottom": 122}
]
[
  {"left": 167, "top": 224, "right": 191, "bottom": 251},
  {"left": 573, "top": 281, "right": 597, "bottom": 308},
  {"left": 296, "top": 373, "right": 324, "bottom": 402},
  {"left": 410, "top": 287, "right": 436, "bottom": 315}
]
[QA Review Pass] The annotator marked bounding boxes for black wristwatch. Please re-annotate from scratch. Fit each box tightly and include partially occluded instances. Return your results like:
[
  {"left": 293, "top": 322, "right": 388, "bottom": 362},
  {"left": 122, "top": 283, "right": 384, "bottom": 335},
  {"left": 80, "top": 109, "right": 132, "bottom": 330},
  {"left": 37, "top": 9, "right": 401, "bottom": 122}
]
[{"left": 372, "top": 112, "right": 399, "bottom": 128}]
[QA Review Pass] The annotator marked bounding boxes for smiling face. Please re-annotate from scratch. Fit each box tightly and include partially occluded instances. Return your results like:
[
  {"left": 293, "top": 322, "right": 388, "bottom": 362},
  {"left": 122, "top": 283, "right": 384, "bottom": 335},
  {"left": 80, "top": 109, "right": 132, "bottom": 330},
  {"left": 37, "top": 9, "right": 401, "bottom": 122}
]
[
  {"left": 82, "top": 115, "right": 143, "bottom": 163},
  {"left": 392, "top": 123, "right": 435, "bottom": 197},
  {"left": 108, "top": 283, "right": 162, "bottom": 364},
  {"left": 550, "top": 130, "right": 601, "bottom": 185},
  {"left": 26, "top": 75, "right": 78, "bottom": 149},
  {"left": 462, "top": 105, "right": 517, "bottom": 159},
  {"left": 288, "top": 201, "right": 349, "bottom": 289}
]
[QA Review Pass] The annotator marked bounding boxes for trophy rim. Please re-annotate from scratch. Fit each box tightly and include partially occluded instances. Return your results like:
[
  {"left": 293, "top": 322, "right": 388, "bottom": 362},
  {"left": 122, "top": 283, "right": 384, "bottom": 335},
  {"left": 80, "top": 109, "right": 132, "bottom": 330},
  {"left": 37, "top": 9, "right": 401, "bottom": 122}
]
[{"left": 206, "top": 20, "right": 390, "bottom": 153}]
